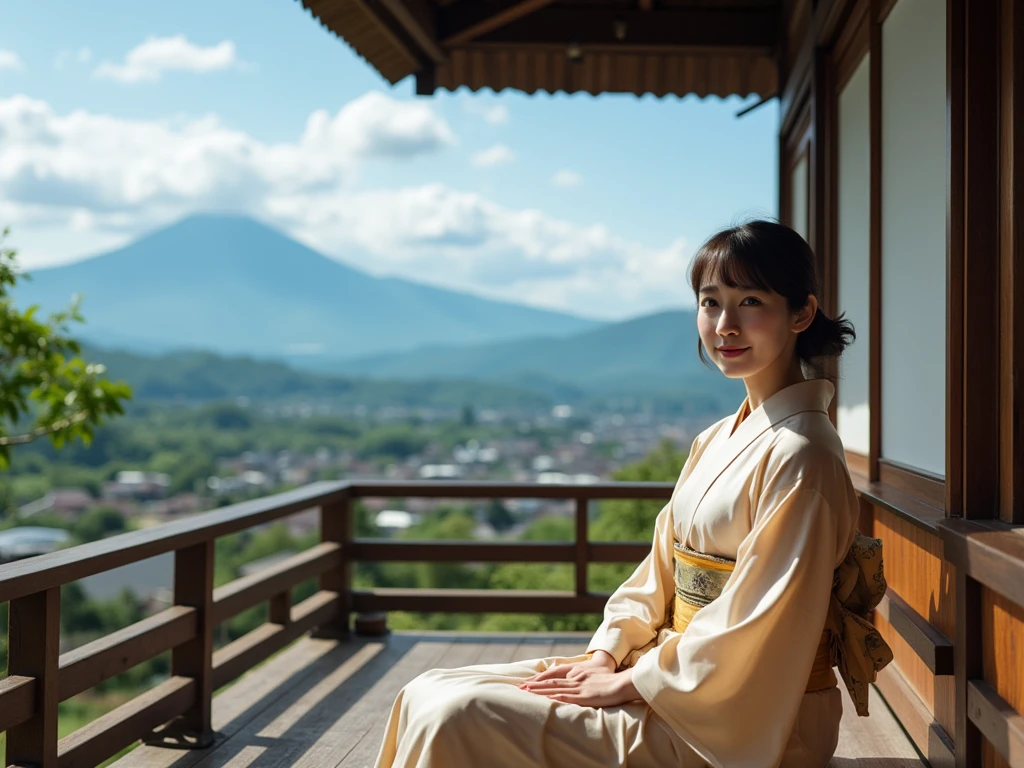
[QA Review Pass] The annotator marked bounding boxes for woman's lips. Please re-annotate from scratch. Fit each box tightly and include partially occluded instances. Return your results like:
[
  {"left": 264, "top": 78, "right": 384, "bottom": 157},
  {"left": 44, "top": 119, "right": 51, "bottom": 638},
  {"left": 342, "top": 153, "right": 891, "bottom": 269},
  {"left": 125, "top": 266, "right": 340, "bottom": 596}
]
[{"left": 717, "top": 347, "right": 749, "bottom": 358}]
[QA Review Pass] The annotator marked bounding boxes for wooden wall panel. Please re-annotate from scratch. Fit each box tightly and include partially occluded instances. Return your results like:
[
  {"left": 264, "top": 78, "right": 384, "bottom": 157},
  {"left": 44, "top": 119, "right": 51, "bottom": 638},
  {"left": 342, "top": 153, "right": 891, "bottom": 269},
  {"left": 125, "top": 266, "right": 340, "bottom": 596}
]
[
  {"left": 982, "top": 587, "right": 1024, "bottom": 717},
  {"left": 982, "top": 738, "right": 1012, "bottom": 768},
  {"left": 871, "top": 506, "right": 957, "bottom": 739},
  {"left": 873, "top": 507, "right": 957, "bottom": 639}
]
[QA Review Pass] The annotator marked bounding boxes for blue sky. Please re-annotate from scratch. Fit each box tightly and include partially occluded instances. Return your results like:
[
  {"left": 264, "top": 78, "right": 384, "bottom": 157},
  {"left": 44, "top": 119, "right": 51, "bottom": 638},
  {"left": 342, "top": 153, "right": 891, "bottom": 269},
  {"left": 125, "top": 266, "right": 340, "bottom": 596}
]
[{"left": 1, "top": 0, "right": 778, "bottom": 320}]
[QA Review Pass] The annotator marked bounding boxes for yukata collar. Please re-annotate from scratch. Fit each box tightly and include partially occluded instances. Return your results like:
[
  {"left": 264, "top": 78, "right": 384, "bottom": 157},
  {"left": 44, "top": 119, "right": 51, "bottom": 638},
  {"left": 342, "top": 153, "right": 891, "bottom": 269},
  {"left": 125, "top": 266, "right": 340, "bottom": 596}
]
[{"left": 677, "top": 379, "right": 835, "bottom": 527}]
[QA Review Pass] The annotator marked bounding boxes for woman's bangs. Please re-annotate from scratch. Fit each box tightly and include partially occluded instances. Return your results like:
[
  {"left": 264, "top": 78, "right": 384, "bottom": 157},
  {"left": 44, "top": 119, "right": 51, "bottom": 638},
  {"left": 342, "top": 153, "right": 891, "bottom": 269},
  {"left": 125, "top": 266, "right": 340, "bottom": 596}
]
[{"left": 690, "top": 235, "right": 772, "bottom": 295}]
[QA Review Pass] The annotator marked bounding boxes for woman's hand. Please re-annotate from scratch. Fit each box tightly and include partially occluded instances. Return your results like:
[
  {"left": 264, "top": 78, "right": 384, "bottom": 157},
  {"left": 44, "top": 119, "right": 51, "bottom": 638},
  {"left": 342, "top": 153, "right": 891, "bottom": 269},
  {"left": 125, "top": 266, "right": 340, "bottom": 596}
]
[
  {"left": 521, "top": 650, "right": 617, "bottom": 687},
  {"left": 519, "top": 666, "right": 642, "bottom": 708}
]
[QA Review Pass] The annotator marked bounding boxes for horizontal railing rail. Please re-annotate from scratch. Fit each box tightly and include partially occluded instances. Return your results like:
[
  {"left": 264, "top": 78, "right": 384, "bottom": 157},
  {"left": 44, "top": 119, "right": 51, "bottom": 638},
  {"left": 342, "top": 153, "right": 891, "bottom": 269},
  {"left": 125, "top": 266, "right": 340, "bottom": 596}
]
[{"left": 0, "top": 479, "right": 673, "bottom": 767}]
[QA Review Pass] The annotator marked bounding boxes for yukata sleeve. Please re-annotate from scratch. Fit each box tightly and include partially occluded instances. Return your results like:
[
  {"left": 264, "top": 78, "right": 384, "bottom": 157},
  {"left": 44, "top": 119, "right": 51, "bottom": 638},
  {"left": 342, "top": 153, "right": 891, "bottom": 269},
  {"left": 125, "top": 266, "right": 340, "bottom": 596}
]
[
  {"left": 585, "top": 437, "right": 700, "bottom": 668},
  {"left": 629, "top": 473, "right": 852, "bottom": 768}
]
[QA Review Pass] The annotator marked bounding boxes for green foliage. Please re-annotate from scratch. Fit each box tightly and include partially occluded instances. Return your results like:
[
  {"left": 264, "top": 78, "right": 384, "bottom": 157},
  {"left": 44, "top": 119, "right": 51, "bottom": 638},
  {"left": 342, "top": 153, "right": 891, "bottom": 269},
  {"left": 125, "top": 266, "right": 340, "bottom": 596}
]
[
  {"left": 0, "top": 228, "right": 132, "bottom": 469},
  {"left": 484, "top": 499, "right": 516, "bottom": 533},
  {"left": 72, "top": 507, "right": 129, "bottom": 542},
  {"left": 357, "top": 425, "right": 429, "bottom": 460},
  {"left": 590, "top": 438, "right": 687, "bottom": 543}
]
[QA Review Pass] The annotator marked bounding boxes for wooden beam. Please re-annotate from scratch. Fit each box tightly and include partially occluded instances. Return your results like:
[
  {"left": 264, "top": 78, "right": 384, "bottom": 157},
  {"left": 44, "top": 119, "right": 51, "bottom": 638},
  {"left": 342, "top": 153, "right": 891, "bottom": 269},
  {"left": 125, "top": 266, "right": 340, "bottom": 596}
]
[
  {"left": 58, "top": 606, "right": 197, "bottom": 702},
  {"left": 212, "top": 541, "right": 342, "bottom": 624},
  {"left": 460, "top": 8, "right": 778, "bottom": 50},
  {"left": 0, "top": 481, "right": 349, "bottom": 605},
  {"left": 875, "top": 591, "right": 955, "bottom": 675},
  {"left": 440, "top": 0, "right": 555, "bottom": 46},
  {"left": 377, "top": 0, "right": 445, "bottom": 63},
  {"left": 967, "top": 680, "right": 1024, "bottom": 768},
  {"left": 57, "top": 677, "right": 195, "bottom": 768},
  {"left": 353, "top": 588, "right": 612, "bottom": 615}
]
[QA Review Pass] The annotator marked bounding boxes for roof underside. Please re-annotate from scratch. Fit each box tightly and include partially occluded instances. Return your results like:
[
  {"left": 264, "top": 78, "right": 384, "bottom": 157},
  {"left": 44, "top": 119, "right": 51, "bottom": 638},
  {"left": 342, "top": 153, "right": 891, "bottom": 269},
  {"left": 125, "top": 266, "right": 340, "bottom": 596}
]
[{"left": 300, "top": 0, "right": 780, "bottom": 99}]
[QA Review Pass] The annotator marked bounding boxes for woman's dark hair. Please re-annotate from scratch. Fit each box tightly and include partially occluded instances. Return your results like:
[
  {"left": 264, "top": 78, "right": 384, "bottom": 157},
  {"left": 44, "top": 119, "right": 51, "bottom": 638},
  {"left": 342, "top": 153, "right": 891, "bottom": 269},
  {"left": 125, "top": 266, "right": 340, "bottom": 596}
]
[{"left": 689, "top": 219, "right": 855, "bottom": 369}]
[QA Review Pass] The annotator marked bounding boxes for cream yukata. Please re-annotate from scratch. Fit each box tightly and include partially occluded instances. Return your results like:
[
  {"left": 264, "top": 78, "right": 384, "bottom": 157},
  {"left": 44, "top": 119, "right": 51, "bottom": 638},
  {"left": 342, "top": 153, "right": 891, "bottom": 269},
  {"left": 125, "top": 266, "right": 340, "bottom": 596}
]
[{"left": 374, "top": 379, "right": 892, "bottom": 768}]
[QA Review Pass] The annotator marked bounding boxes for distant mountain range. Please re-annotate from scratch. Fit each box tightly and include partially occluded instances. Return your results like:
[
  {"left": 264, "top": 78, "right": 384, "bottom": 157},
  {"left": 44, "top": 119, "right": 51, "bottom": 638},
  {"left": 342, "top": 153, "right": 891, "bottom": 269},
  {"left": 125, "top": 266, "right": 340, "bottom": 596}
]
[
  {"left": 82, "top": 345, "right": 553, "bottom": 410},
  {"left": 15, "top": 214, "right": 741, "bottom": 412},
  {"left": 322, "top": 309, "right": 742, "bottom": 399},
  {"left": 14, "top": 214, "right": 600, "bottom": 362}
]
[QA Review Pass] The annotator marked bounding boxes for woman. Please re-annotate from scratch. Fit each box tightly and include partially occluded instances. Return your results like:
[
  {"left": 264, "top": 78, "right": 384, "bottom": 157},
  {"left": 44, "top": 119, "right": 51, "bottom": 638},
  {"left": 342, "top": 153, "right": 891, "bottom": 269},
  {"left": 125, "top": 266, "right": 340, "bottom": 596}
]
[{"left": 373, "top": 220, "right": 892, "bottom": 768}]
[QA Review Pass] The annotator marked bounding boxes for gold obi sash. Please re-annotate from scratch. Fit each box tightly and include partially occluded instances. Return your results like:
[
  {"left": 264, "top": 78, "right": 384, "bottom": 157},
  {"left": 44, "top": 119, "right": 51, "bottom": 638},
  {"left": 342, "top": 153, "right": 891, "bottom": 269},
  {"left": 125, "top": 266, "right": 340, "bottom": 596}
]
[{"left": 671, "top": 544, "right": 839, "bottom": 695}]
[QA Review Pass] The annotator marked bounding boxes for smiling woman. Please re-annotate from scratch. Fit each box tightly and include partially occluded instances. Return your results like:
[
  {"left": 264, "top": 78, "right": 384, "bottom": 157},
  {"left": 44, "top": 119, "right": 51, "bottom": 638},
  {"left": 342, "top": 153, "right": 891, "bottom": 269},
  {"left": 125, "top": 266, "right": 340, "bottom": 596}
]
[{"left": 372, "top": 219, "right": 891, "bottom": 768}]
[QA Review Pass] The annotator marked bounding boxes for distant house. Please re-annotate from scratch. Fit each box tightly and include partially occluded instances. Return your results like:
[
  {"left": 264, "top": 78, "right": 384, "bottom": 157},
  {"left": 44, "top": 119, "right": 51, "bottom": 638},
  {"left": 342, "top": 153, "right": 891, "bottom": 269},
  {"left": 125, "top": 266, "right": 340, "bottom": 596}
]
[
  {"left": 418, "top": 464, "right": 461, "bottom": 480},
  {"left": 144, "top": 493, "right": 206, "bottom": 519},
  {"left": 374, "top": 509, "right": 421, "bottom": 534},
  {"left": 102, "top": 471, "right": 171, "bottom": 501},
  {"left": 19, "top": 488, "right": 94, "bottom": 519}
]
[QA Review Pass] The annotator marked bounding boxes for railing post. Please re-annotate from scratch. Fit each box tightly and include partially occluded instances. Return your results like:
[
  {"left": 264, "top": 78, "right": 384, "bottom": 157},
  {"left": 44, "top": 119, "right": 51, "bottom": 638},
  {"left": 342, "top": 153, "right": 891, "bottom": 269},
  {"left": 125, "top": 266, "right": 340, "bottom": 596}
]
[
  {"left": 269, "top": 591, "right": 292, "bottom": 626},
  {"left": 575, "top": 496, "right": 589, "bottom": 597},
  {"left": 5, "top": 587, "right": 60, "bottom": 767},
  {"left": 171, "top": 541, "right": 215, "bottom": 746},
  {"left": 315, "top": 492, "right": 354, "bottom": 638}
]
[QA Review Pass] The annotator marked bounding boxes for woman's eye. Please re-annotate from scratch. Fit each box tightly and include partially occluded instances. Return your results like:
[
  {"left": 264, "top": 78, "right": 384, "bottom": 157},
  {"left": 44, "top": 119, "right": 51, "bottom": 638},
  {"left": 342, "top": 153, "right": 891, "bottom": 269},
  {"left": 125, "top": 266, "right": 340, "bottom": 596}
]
[
  {"left": 741, "top": 296, "right": 762, "bottom": 306},
  {"left": 700, "top": 298, "right": 717, "bottom": 308}
]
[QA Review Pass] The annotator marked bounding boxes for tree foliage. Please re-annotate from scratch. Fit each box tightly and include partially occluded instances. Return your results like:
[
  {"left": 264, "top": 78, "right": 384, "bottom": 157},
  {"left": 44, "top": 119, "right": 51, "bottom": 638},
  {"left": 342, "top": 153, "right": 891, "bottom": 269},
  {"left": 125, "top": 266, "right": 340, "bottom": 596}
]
[{"left": 0, "top": 228, "right": 132, "bottom": 468}]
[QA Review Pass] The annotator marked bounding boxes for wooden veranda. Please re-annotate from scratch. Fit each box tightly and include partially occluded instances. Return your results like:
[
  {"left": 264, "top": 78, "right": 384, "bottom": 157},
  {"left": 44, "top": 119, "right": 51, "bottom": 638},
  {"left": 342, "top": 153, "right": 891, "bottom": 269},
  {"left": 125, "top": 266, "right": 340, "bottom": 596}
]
[
  {"left": 2, "top": 481, "right": 931, "bottom": 767},
  {"left": 3, "top": 0, "right": 1024, "bottom": 766}
]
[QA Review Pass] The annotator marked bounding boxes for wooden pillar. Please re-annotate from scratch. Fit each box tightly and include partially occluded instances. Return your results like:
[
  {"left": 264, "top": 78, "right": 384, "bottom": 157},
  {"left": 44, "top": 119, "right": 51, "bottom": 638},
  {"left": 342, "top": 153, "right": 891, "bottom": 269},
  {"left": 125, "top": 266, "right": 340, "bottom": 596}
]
[
  {"left": 868, "top": 0, "right": 882, "bottom": 482},
  {"left": 956, "top": 0, "right": 1001, "bottom": 521},
  {"left": 999, "top": 0, "right": 1024, "bottom": 525},
  {"left": 575, "top": 497, "right": 589, "bottom": 597},
  {"left": 171, "top": 541, "right": 215, "bottom": 745},
  {"left": 316, "top": 494, "right": 354, "bottom": 638},
  {"left": 954, "top": 570, "right": 982, "bottom": 768},
  {"left": 5, "top": 588, "right": 60, "bottom": 767}
]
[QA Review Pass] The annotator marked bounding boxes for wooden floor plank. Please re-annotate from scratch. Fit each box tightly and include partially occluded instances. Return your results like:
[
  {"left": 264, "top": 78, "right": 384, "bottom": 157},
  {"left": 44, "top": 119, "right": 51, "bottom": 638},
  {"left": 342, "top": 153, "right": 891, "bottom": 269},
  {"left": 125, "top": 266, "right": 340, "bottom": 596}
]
[
  {"left": 334, "top": 640, "right": 499, "bottom": 768},
  {"left": 109, "top": 636, "right": 371, "bottom": 768},
  {"left": 189, "top": 635, "right": 425, "bottom": 768},
  {"left": 829, "top": 685, "right": 926, "bottom": 766},
  {"left": 549, "top": 639, "right": 589, "bottom": 659},
  {"left": 508, "top": 638, "right": 556, "bottom": 662},
  {"left": 465, "top": 640, "right": 524, "bottom": 666},
  {"left": 286, "top": 638, "right": 456, "bottom": 768},
  {"left": 111, "top": 633, "right": 926, "bottom": 768}
]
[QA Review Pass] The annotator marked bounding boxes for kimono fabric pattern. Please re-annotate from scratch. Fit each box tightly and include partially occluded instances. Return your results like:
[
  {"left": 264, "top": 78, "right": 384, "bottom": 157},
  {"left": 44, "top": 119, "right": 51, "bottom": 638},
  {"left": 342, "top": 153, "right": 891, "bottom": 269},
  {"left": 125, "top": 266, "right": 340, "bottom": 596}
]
[{"left": 373, "top": 380, "right": 892, "bottom": 768}]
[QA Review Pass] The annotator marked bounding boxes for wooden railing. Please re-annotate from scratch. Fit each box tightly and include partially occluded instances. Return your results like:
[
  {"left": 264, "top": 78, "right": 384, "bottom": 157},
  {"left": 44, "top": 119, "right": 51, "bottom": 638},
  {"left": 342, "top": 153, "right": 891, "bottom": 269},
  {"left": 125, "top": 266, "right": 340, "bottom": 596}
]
[{"left": 0, "top": 479, "right": 673, "bottom": 768}]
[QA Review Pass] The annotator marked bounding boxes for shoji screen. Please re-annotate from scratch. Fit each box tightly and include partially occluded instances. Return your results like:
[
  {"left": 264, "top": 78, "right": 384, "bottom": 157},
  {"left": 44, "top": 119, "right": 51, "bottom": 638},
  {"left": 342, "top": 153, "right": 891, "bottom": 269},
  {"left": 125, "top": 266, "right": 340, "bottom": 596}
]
[
  {"left": 880, "top": 0, "right": 946, "bottom": 475},
  {"left": 836, "top": 55, "right": 871, "bottom": 456}
]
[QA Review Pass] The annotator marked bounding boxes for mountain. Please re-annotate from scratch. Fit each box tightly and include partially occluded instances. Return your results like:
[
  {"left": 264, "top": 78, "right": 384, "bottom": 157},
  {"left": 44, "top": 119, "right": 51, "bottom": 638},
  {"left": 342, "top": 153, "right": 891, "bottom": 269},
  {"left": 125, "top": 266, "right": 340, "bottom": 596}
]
[
  {"left": 321, "top": 310, "right": 745, "bottom": 406},
  {"left": 14, "top": 214, "right": 601, "bottom": 361},
  {"left": 82, "top": 345, "right": 553, "bottom": 410}
]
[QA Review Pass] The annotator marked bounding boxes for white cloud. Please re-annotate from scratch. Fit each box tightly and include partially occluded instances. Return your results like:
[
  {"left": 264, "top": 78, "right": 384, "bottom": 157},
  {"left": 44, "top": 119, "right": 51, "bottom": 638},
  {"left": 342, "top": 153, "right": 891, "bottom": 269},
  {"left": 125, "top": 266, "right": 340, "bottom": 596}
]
[
  {"left": 268, "top": 185, "right": 694, "bottom": 318},
  {"left": 0, "top": 96, "right": 692, "bottom": 318},
  {"left": 484, "top": 105, "right": 509, "bottom": 124},
  {"left": 94, "top": 36, "right": 242, "bottom": 83},
  {"left": 0, "top": 93, "right": 453, "bottom": 215},
  {"left": 471, "top": 144, "right": 515, "bottom": 168},
  {"left": 0, "top": 50, "right": 25, "bottom": 72},
  {"left": 54, "top": 47, "right": 93, "bottom": 70},
  {"left": 464, "top": 102, "right": 510, "bottom": 125},
  {"left": 552, "top": 169, "right": 582, "bottom": 188}
]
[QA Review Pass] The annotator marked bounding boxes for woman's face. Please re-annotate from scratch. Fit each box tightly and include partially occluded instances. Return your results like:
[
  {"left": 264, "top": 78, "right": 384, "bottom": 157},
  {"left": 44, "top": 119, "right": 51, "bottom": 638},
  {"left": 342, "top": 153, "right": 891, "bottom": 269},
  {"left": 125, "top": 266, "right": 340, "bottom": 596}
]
[{"left": 696, "top": 280, "right": 810, "bottom": 380}]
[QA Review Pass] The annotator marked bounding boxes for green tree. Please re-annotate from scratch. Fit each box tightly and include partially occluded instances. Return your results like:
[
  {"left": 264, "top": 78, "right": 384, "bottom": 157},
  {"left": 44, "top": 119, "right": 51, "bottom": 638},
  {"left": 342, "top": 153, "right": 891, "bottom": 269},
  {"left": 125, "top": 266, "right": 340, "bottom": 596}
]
[{"left": 0, "top": 228, "right": 132, "bottom": 469}]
